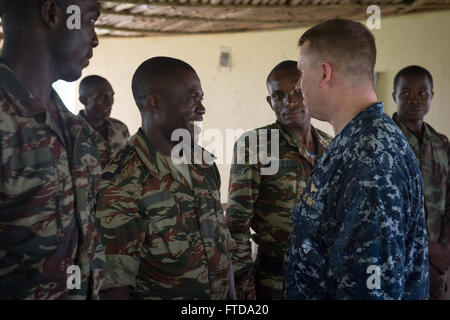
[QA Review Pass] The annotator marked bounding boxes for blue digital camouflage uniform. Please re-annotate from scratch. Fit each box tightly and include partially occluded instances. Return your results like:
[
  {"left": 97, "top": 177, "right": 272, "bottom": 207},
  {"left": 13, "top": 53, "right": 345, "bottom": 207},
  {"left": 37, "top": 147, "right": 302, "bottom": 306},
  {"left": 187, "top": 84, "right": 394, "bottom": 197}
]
[{"left": 284, "top": 102, "right": 429, "bottom": 300}]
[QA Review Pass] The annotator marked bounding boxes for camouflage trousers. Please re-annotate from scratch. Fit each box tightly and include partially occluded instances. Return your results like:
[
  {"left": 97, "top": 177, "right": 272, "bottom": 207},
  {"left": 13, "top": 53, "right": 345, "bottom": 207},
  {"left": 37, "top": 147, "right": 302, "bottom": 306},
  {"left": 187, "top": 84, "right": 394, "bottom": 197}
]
[
  {"left": 254, "top": 251, "right": 285, "bottom": 300},
  {"left": 255, "top": 269, "right": 284, "bottom": 300}
]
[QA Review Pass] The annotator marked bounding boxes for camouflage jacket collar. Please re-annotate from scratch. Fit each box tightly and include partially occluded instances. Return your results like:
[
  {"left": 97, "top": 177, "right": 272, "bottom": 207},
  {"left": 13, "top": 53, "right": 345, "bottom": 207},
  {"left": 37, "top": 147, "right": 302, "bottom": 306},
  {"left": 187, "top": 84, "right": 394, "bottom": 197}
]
[
  {"left": 0, "top": 61, "right": 63, "bottom": 117},
  {"left": 275, "top": 120, "right": 330, "bottom": 159},
  {"left": 275, "top": 121, "right": 298, "bottom": 148},
  {"left": 132, "top": 128, "right": 215, "bottom": 185},
  {"left": 78, "top": 109, "right": 112, "bottom": 131},
  {"left": 0, "top": 61, "right": 87, "bottom": 144},
  {"left": 338, "top": 102, "right": 385, "bottom": 140},
  {"left": 392, "top": 112, "right": 441, "bottom": 149}
]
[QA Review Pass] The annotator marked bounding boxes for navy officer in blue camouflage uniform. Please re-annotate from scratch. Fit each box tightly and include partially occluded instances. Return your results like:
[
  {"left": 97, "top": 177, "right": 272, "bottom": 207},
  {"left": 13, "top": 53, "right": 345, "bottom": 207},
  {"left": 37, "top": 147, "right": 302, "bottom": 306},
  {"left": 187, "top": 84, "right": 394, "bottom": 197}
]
[{"left": 284, "top": 19, "right": 429, "bottom": 299}]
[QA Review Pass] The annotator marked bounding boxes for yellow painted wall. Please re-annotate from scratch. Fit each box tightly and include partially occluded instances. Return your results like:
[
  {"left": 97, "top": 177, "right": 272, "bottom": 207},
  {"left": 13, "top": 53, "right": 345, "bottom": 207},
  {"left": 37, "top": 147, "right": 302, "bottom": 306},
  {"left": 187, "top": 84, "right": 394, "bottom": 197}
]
[{"left": 76, "top": 10, "right": 450, "bottom": 199}]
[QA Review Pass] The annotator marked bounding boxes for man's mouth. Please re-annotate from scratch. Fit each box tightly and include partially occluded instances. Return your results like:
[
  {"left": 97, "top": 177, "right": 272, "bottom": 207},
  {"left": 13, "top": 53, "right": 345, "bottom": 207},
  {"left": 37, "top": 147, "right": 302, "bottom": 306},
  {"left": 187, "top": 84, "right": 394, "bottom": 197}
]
[
  {"left": 284, "top": 108, "right": 305, "bottom": 117},
  {"left": 407, "top": 105, "right": 424, "bottom": 113}
]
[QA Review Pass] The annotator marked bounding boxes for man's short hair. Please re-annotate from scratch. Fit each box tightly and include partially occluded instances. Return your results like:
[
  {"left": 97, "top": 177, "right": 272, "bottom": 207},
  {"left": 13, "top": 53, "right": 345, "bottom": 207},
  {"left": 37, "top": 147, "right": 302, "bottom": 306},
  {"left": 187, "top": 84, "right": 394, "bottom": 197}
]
[
  {"left": 266, "top": 60, "right": 298, "bottom": 89},
  {"left": 393, "top": 65, "right": 433, "bottom": 92},
  {"left": 298, "top": 19, "right": 377, "bottom": 84},
  {"left": 131, "top": 56, "right": 195, "bottom": 111},
  {"left": 79, "top": 75, "right": 108, "bottom": 98}
]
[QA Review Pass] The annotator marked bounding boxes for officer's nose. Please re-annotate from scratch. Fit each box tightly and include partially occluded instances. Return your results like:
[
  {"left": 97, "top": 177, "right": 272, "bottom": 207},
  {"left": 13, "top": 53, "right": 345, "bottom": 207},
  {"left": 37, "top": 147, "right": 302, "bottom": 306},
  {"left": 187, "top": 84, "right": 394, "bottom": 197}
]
[{"left": 295, "top": 74, "right": 302, "bottom": 92}]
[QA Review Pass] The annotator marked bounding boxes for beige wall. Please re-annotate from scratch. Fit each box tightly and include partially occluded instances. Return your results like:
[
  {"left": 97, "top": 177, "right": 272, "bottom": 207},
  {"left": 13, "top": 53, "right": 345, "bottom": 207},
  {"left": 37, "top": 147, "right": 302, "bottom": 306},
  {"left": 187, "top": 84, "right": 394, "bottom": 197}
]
[{"left": 75, "top": 10, "right": 450, "bottom": 199}]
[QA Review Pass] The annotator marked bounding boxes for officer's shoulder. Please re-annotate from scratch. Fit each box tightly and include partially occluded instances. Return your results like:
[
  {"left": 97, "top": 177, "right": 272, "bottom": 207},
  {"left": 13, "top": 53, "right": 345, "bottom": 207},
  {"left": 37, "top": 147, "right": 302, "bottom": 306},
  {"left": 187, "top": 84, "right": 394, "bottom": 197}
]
[{"left": 350, "top": 120, "right": 409, "bottom": 171}]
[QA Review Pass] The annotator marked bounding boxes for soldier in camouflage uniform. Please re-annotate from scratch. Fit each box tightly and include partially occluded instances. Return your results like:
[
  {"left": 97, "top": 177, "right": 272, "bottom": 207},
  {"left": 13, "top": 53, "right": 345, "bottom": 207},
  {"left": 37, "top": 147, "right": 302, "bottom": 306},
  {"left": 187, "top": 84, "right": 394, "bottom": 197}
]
[
  {"left": 0, "top": 0, "right": 105, "bottom": 299},
  {"left": 392, "top": 65, "right": 450, "bottom": 300},
  {"left": 78, "top": 75, "right": 130, "bottom": 169},
  {"left": 284, "top": 19, "right": 429, "bottom": 299},
  {"left": 226, "top": 61, "right": 332, "bottom": 300},
  {"left": 96, "top": 57, "right": 236, "bottom": 300}
]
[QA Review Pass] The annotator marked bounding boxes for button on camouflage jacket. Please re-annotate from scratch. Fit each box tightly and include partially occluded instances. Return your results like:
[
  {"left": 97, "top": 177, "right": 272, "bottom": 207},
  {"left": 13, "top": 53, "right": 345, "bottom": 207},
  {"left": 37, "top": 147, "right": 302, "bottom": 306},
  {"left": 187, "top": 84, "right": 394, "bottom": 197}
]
[
  {"left": 78, "top": 110, "right": 130, "bottom": 169},
  {"left": 96, "top": 129, "right": 235, "bottom": 299},
  {"left": 392, "top": 113, "right": 449, "bottom": 244},
  {"left": 226, "top": 121, "right": 332, "bottom": 299},
  {"left": 285, "top": 103, "right": 429, "bottom": 299},
  {"left": 0, "top": 62, "right": 105, "bottom": 300}
]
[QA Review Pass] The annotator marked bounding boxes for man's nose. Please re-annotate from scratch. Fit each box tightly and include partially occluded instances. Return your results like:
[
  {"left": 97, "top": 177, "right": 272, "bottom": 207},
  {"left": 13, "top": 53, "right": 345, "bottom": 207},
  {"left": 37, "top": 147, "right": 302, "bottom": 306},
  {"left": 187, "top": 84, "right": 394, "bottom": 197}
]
[
  {"left": 284, "top": 93, "right": 300, "bottom": 108},
  {"left": 407, "top": 92, "right": 421, "bottom": 104},
  {"left": 295, "top": 77, "right": 302, "bottom": 92},
  {"left": 92, "top": 31, "right": 99, "bottom": 48},
  {"left": 196, "top": 102, "right": 206, "bottom": 115}
]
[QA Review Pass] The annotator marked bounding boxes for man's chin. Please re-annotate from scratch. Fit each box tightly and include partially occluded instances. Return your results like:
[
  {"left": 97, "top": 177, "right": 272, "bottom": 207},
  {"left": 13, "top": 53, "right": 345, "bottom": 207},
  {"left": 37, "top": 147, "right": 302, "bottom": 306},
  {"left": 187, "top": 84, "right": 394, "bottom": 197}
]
[{"left": 59, "top": 69, "right": 82, "bottom": 82}]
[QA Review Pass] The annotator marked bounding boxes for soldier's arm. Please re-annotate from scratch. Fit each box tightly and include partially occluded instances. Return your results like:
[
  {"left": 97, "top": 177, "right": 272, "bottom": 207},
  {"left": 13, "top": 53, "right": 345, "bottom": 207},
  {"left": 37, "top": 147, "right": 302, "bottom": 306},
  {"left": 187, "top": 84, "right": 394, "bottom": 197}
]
[
  {"left": 328, "top": 166, "right": 429, "bottom": 300},
  {"left": 225, "top": 142, "right": 260, "bottom": 300},
  {"left": 95, "top": 180, "right": 146, "bottom": 298},
  {"left": 440, "top": 142, "right": 450, "bottom": 245}
]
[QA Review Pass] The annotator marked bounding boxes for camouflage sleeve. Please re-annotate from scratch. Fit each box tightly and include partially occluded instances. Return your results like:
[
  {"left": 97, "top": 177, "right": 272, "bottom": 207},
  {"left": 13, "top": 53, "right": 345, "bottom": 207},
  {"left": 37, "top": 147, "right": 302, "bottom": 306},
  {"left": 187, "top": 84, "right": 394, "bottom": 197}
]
[
  {"left": 328, "top": 165, "right": 429, "bottom": 299},
  {"left": 95, "top": 180, "right": 146, "bottom": 291},
  {"left": 225, "top": 141, "right": 260, "bottom": 300},
  {"left": 441, "top": 143, "right": 450, "bottom": 244}
]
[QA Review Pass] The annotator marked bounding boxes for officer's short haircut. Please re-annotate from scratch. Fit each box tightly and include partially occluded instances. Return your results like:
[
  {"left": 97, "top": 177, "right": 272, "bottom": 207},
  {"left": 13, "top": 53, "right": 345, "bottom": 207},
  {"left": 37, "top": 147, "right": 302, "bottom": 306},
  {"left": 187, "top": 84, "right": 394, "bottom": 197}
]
[
  {"left": 393, "top": 65, "right": 433, "bottom": 92},
  {"left": 131, "top": 56, "right": 196, "bottom": 111},
  {"left": 298, "top": 19, "right": 377, "bottom": 85},
  {"left": 79, "top": 75, "right": 109, "bottom": 98},
  {"left": 266, "top": 60, "right": 298, "bottom": 89}
]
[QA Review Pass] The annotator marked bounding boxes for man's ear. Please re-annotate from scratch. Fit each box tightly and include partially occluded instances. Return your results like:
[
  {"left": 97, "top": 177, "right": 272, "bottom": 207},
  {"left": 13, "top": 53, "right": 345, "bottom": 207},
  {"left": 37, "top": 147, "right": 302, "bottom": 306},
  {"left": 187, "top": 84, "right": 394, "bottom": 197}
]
[
  {"left": 321, "top": 62, "right": 332, "bottom": 84},
  {"left": 79, "top": 95, "right": 88, "bottom": 106},
  {"left": 266, "top": 96, "right": 274, "bottom": 110},
  {"left": 431, "top": 90, "right": 434, "bottom": 100},
  {"left": 145, "top": 94, "right": 159, "bottom": 113},
  {"left": 392, "top": 91, "right": 397, "bottom": 103},
  {"left": 40, "top": 0, "right": 61, "bottom": 29}
]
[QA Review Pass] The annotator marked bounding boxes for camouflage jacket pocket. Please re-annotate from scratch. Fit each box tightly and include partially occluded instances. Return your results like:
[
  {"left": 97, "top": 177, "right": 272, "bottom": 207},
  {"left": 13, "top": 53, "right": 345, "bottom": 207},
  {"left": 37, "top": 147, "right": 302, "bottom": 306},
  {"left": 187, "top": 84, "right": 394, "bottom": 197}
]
[
  {"left": 2, "top": 147, "right": 56, "bottom": 198},
  {"left": 141, "top": 190, "right": 190, "bottom": 260}
]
